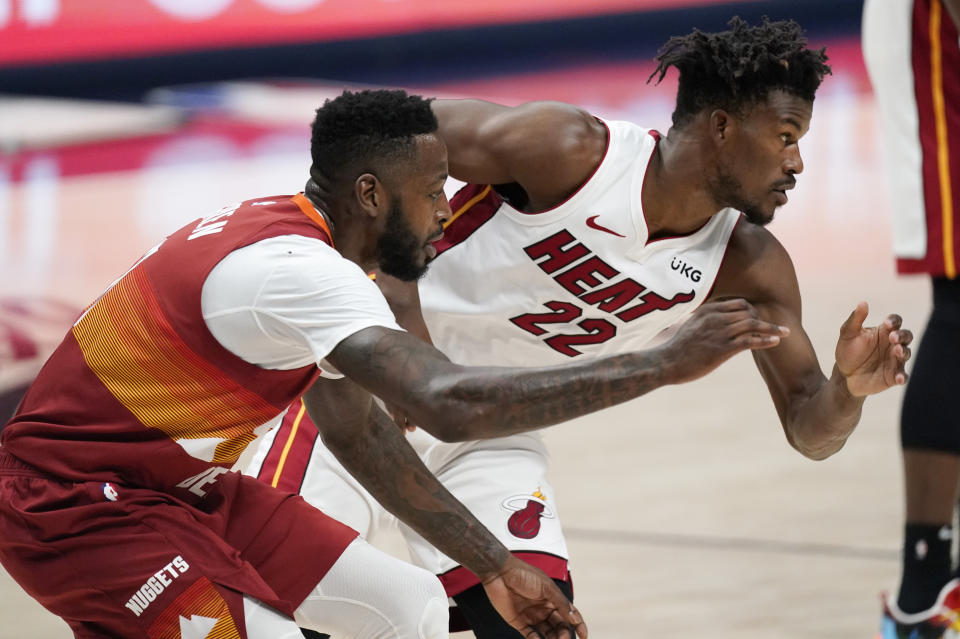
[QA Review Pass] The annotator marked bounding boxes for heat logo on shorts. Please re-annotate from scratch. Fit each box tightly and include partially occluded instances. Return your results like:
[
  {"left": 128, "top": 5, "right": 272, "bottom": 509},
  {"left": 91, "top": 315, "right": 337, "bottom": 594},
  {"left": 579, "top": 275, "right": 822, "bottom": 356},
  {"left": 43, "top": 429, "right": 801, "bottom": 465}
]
[
  {"left": 503, "top": 488, "right": 555, "bottom": 540},
  {"left": 125, "top": 555, "right": 190, "bottom": 617}
]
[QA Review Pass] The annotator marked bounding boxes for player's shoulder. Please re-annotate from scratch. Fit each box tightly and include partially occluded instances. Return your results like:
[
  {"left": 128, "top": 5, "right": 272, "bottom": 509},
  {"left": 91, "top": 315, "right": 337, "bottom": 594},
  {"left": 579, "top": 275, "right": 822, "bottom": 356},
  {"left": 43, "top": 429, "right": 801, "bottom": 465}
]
[
  {"left": 714, "top": 216, "right": 797, "bottom": 301},
  {"left": 726, "top": 217, "right": 791, "bottom": 265},
  {"left": 507, "top": 100, "right": 595, "bottom": 125},
  {"left": 495, "top": 101, "right": 605, "bottom": 151}
]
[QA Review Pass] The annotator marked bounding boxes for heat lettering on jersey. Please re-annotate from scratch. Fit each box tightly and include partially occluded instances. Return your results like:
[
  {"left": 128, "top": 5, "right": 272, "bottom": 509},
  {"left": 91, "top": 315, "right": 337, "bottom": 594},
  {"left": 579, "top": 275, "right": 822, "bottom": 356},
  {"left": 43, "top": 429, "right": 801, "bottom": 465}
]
[{"left": 510, "top": 230, "right": 694, "bottom": 356}]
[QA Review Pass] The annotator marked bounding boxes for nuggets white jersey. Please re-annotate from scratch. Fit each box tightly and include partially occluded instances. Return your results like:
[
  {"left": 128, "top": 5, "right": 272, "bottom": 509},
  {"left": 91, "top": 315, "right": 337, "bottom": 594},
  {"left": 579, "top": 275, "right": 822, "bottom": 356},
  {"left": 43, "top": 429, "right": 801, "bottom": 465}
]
[{"left": 421, "top": 119, "right": 742, "bottom": 366}]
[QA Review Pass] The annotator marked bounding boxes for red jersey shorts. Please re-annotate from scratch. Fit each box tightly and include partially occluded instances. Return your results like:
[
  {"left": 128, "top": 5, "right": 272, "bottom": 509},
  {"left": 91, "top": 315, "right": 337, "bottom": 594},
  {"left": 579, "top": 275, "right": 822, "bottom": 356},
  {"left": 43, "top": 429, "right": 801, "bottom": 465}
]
[{"left": 0, "top": 449, "right": 357, "bottom": 639}]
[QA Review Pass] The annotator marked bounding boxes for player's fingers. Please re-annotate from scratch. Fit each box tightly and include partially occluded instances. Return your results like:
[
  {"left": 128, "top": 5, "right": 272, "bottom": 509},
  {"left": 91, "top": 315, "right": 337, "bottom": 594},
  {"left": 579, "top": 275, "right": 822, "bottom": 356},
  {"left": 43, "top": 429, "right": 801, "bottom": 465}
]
[
  {"left": 536, "top": 593, "right": 585, "bottom": 638},
  {"left": 737, "top": 333, "right": 783, "bottom": 350},
  {"left": 538, "top": 607, "right": 579, "bottom": 638},
  {"left": 701, "top": 297, "right": 754, "bottom": 315},
  {"left": 529, "top": 619, "right": 549, "bottom": 638},
  {"left": 571, "top": 617, "right": 588, "bottom": 638},
  {"left": 889, "top": 328, "right": 914, "bottom": 346},
  {"left": 728, "top": 317, "right": 790, "bottom": 338},
  {"left": 892, "top": 356, "right": 910, "bottom": 384},
  {"left": 894, "top": 344, "right": 912, "bottom": 362},
  {"left": 565, "top": 605, "right": 587, "bottom": 638},
  {"left": 840, "top": 301, "right": 869, "bottom": 338},
  {"left": 540, "top": 622, "right": 578, "bottom": 639}
]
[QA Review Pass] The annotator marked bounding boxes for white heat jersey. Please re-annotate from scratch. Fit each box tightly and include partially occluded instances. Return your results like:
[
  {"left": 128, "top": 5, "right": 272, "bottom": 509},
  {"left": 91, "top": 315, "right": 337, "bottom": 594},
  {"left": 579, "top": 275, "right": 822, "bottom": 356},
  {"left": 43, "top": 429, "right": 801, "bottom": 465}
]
[
  {"left": 247, "top": 122, "right": 744, "bottom": 580},
  {"left": 420, "top": 119, "right": 742, "bottom": 367}
]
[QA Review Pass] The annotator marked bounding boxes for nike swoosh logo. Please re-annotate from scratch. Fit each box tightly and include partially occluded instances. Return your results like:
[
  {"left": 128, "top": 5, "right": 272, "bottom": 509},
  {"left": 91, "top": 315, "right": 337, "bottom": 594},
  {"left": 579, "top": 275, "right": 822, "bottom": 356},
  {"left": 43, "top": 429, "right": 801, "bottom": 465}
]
[{"left": 586, "top": 215, "right": 626, "bottom": 238}]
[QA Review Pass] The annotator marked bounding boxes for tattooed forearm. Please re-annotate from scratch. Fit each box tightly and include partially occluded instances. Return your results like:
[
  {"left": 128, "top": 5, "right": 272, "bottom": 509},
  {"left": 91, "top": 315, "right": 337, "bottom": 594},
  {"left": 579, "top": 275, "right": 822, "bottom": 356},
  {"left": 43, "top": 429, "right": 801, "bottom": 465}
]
[
  {"left": 307, "top": 386, "right": 509, "bottom": 578},
  {"left": 331, "top": 327, "right": 669, "bottom": 440},
  {"left": 435, "top": 351, "right": 666, "bottom": 438},
  {"left": 329, "top": 299, "right": 781, "bottom": 442}
]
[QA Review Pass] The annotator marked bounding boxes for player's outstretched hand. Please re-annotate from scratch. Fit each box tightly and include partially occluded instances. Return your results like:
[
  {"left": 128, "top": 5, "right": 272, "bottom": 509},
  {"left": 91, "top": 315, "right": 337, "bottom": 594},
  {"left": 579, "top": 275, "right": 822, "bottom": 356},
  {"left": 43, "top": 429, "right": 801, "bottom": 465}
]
[
  {"left": 659, "top": 298, "right": 790, "bottom": 385},
  {"left": 482, "top": 556, "right": 587, "bottom": 639},
  {"left": 835, "top": 301, "right": 913, "bottom": 396}
]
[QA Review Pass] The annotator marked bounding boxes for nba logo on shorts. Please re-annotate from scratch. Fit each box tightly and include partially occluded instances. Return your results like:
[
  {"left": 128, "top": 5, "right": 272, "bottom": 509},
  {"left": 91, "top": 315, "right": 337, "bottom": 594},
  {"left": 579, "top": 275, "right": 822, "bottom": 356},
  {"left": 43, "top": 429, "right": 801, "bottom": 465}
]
[
  {"left": 102, "top": 482, "right": 119, "bottom": 502},
  {"left": 502, "top": 488, "right": 555, "bottom": 539}
]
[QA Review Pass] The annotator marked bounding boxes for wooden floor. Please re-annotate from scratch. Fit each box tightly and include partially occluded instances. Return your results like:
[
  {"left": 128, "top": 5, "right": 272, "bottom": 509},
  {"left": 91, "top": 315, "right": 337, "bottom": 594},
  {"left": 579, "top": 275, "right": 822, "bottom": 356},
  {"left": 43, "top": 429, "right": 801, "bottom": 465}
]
[{"left": 0, "top": 36, "right": 928, "bottom": 638}]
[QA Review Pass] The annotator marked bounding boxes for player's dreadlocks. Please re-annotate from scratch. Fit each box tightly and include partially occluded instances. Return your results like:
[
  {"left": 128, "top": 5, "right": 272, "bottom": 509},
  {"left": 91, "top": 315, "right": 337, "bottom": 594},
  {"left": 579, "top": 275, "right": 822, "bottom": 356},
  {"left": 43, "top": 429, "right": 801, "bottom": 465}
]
[
  {"left": 649, "top": 16, "right": 832, "bottom": 128},
  {"left": 310, "top": 89, "right": 437, "bottom": 182}
]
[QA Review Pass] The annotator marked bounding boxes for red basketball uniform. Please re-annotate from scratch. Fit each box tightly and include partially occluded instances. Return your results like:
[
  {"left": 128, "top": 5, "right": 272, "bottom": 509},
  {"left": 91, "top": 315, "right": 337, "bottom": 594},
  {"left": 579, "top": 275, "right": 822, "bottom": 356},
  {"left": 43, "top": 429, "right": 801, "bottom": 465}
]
[{"left": 0, "top": 194, "right": 358, "bottom": 637}]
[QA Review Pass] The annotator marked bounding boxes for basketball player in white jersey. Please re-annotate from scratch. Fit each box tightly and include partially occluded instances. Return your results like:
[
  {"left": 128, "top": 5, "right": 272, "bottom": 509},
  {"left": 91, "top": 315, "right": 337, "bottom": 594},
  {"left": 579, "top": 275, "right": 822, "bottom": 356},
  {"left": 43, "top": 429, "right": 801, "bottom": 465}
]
[
  {"left": 248, "top": 18, "right": 914, "bottom": 638},
  {"left": 864, "top": 1, "right": 960, "bottom": 637}
]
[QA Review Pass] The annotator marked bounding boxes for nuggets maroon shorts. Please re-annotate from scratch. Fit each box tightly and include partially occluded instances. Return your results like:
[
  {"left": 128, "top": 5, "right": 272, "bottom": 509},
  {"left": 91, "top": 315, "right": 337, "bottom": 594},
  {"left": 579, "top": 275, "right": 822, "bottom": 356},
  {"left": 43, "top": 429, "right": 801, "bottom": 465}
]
[{"left": 0, "top": 450, "right": 357, "bottom": 638}]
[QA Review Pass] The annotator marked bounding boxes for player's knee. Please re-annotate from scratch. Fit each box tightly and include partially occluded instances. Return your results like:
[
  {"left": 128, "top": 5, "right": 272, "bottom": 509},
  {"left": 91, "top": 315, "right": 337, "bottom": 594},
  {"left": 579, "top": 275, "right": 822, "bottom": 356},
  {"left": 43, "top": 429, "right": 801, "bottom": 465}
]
[
  {"left": 416, "top": 586, "right": 449, "bottom": 639},
  {"left": 296, "top": 540, "right": 448, "bottom": 639},
  {"left": 382, "top": 566, "right": 448, "bottom": 639},
  {"left": 329, "top": 568, "right": 447, "bottom": 639}
]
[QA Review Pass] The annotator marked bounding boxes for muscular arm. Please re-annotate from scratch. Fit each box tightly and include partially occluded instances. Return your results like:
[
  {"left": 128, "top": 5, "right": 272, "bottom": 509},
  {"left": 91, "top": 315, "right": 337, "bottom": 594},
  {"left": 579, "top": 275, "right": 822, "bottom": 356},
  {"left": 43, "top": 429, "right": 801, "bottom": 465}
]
[
  {"left": 304, "top": 377, "right": 509, "bottom": 578},
  {"left": 325, "top": 303, "right": 787, "bottom": 443},
  {"left": 712, "top": 224, "right": 906, "bottom": 460},
  {"left": 374, "top": 271, "right": 433, "bottom": 344},
  {"left": 305, "top": 377, "right": 587, "bottom": 638},
  {"left": 432, "top": 99, "right": 607, "bottom": 210},
  {"left": 747, "top": 266, "right": 862, "bottom": 460}
]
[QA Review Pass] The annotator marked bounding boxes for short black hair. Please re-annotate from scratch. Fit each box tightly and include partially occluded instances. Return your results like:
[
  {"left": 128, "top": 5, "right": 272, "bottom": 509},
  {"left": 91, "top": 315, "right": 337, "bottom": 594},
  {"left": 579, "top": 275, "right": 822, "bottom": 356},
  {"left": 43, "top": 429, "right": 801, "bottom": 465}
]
[
  {"left": 310, "top": 89, "right": 437, "bottom": 182},
  {"left": 649, "top": 16, "right": 831, "bottom": 128}
]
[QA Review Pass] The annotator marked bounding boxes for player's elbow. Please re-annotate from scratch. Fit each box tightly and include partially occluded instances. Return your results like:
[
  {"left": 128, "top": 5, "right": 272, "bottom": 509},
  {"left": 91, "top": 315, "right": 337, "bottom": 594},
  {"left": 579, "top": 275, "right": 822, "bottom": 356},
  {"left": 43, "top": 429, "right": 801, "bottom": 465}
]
[
  {"left": 416, "top": 408, "right": 494, "bottom": 443},
  {"left": 786, "top": 429, "right": 845, "bottom": 461},
  {"left": 408, "top": 375, "right": 497, "bottom": 443}
]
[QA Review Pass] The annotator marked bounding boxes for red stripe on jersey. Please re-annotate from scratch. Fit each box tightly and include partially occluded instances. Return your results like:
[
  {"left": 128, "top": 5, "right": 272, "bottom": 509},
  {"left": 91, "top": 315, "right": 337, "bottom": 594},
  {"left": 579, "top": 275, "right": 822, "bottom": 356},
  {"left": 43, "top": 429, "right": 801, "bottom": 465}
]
[
  {"left": 256, "top": 398, "right": 319, "bottom": 494},
  {"left": 904, "top": 0, "right": 960, "bottom": 277},
  {"left": 438, "top": 551, "right": 569, "bottom": 597},
  {"left": 434, "top": 184, "right": 502, "bottom": 257}
]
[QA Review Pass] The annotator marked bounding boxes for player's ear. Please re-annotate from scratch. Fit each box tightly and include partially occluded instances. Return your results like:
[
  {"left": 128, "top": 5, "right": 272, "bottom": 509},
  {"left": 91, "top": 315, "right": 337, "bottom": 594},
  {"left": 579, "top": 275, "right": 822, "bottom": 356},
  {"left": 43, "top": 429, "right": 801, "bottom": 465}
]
[
  {"left": 355, "top": 173, "right": 382, "bottom": 219},
  {"left": 709, "top": 109, "right": 732, "bottom": 143}
]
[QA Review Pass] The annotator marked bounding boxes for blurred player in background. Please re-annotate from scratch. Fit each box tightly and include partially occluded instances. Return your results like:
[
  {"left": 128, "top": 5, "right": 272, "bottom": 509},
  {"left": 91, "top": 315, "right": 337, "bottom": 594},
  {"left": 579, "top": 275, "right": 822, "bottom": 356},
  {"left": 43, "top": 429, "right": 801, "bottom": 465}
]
[
  {"left": 864, "top": 0, "right": 960, "bottom": 637},
  {"left": 250, "top": 18, "right": 915, "bottom": 639}
]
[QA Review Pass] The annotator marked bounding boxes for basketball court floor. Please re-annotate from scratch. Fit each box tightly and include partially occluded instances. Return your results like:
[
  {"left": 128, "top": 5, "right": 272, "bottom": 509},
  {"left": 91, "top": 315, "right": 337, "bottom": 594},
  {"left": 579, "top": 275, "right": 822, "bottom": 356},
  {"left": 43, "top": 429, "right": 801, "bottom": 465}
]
[{"left": 0, "top": 34, "right": 930, "bottom": 638}]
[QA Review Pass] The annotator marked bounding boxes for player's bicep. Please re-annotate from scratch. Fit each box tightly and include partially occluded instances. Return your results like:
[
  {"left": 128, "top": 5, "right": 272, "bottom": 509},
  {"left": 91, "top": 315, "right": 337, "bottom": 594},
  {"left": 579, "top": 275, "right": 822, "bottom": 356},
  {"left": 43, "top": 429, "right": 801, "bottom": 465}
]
[
  {"left": 717, "top": 224, "right": 826, "bottom": 423},
  {"left": 435, "top": 99, "right": 603, "bottom": 196},
  {"left": 433, "top": 99, "right": 515, "bottom": 184},
  {"left": 750, "top": 301, "right": 824, "bottom": 428}
]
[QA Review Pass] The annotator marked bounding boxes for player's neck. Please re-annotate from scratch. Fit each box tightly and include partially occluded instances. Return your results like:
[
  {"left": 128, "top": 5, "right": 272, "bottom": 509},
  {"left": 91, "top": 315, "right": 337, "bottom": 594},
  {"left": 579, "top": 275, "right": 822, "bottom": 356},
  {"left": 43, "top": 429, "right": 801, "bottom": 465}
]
[
  {"left": 303, "top": 178, "right": 376, "bottom": 270},
  {"left": 643, "top": 128, "right": 726, "bottom": 240}
]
